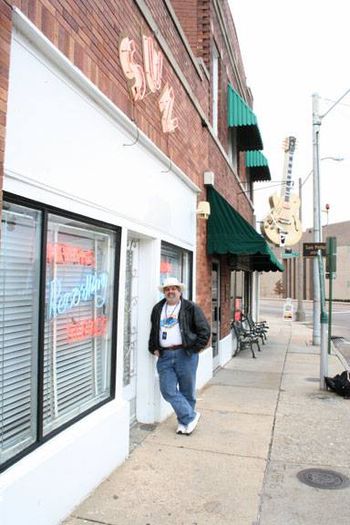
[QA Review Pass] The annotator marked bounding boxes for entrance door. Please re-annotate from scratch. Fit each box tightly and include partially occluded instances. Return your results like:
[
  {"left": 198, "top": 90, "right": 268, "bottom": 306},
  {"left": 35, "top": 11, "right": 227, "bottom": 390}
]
[
  {"left": 211, "top": 262, "right": 220, "bottom": 369},
  {"left": 123, "top": 237, "right": 139, "bottom": 424}
]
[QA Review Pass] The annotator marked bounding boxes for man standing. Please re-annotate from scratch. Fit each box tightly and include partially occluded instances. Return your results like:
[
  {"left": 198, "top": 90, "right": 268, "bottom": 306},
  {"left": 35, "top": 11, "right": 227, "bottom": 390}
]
[{"left": 149, "top": 277, "right": 210, "bottom": 435}]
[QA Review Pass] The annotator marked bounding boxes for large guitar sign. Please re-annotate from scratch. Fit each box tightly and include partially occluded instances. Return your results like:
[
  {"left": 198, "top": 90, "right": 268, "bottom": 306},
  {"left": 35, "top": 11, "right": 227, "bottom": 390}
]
[{"left": 261, "top": 136, "right": 302, "bottom": 247}]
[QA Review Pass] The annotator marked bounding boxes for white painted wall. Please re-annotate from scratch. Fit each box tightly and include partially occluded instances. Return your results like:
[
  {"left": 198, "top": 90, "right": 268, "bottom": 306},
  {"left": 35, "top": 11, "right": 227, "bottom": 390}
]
[
  {"left": 219, "top": 333, "right": 233, "bottom": 367},
  {"left": 1, "top": 400, "right": 129, "bottom": 525}
]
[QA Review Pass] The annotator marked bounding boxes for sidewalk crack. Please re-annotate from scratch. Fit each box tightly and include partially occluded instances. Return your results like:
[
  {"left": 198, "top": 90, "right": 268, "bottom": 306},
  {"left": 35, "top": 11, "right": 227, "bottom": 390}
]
[{"left": 72, "top": 516, "right": 115, "bottom": 525}]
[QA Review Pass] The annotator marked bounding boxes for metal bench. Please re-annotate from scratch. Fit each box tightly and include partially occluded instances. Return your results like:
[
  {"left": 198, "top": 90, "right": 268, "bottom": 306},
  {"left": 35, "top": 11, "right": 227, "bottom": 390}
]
[
  {"left": 232, "top": 320, "right": 261, "bottom": 359},
  {"left": 242, "top": 313, "right": 268, "bottom": 345}
]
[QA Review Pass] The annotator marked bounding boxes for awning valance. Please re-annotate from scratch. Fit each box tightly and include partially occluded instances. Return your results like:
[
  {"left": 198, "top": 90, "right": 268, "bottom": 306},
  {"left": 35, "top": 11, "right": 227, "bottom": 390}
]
[
  {"left": 227, "top": 85, "right": 263, "bottom": 151},
  {"left": 207, "top": 186, "right": 284, "bottom": 272},
  {"left": 246, "top": 150, "right": 271, "bottom": 182}
]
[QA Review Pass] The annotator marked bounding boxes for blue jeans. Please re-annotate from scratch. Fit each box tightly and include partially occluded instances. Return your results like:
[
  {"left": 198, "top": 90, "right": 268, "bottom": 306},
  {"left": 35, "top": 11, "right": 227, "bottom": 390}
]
[{"left": 156, "top": 348, "right": 199, "bottom": 426}]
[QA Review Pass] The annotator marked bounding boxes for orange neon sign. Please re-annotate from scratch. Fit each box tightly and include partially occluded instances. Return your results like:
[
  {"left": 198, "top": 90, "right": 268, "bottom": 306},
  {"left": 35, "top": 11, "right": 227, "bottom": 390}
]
[
  {"left": 159, "top": 84, "right": 178, "bottom": 134},
  {"left": 119, "top": 36, "right": 146, "bottom": 101},
  {"left": 67, "top": 316, "right": 108, "bottom": 343},
  {"left": 142, "top": 35, "right": 163, "bottom": 93},
  {"left": 47, "top": 243, "right": 95, "bottom": 267},
  {"left": 119, "top": 34, "right": 178, "bottom": 133},
  {"left": 160, "top": 260, "right": 173, "bottom": 273}
]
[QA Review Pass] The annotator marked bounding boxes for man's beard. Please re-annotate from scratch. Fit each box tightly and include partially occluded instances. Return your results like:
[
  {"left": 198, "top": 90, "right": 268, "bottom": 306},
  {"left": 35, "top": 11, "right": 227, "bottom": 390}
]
[{"left": 166, "top": 294, "right": 178, "bottom": 305}]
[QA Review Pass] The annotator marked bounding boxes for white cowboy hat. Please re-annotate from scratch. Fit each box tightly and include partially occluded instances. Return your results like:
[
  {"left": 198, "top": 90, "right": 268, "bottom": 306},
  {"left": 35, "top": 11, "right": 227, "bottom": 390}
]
[{"left": 159, "top": 277, "right": 185, "bottom": 292}]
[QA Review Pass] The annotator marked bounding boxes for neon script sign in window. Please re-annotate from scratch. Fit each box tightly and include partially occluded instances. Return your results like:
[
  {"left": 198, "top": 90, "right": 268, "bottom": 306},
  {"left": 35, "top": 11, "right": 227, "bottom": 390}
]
[
  {"left": 119, "top": 34, "right": 178, "bottom": 133},
  {"left": 48, "top": 272, "right": 109, "bottom": 319}
]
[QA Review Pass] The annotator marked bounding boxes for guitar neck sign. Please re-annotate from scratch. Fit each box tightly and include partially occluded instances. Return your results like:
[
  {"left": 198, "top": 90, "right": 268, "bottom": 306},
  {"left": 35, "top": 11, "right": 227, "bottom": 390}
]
[
  {"left": 261, "top": 136, "right": 302, "bottom": 247},
  {"left": 119, "top": 34, "right": 178, "bottom": 134},
  {"left": 283, "top": 136, "right": 296, "bottom": 203}
]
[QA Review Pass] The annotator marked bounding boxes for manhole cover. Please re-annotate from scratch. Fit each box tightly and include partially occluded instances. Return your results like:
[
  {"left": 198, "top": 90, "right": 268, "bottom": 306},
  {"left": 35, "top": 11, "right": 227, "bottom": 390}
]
[{"left": 297, "top": 468, "right": 350, "bottom": 490}]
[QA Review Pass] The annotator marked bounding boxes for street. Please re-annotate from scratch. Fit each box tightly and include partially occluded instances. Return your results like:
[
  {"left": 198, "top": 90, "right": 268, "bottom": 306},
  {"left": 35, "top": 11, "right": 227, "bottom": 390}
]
[{"left": 260, "top": 298, "right": 350, "bottom": 366}]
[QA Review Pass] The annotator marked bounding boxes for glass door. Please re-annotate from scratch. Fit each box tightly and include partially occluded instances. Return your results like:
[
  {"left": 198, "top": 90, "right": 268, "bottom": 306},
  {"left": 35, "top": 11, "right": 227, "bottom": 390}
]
[{"left": 123, "top": 237, "right": 139, "bottom": 424}]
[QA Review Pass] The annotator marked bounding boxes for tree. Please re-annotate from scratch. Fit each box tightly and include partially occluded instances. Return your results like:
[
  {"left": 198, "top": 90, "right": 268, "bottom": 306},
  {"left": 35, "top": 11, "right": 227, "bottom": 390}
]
[{"left": 274, "top": 279, "right": 284, "bottom": 297}]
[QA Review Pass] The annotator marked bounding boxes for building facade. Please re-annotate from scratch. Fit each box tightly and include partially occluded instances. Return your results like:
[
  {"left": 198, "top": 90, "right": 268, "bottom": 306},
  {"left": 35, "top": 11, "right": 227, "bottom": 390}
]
[{"left": 0, "top": 2, "right": 281, "bottom": 523}]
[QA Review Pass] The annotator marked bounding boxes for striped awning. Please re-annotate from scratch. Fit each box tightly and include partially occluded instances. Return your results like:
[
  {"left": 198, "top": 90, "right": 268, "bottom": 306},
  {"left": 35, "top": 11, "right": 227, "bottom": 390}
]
[
  {"left": 227, "top": 85, "right": 263, "bottom": 151},
  {"left": 246, "top": 150, "right": 271, "bottom": 182}
]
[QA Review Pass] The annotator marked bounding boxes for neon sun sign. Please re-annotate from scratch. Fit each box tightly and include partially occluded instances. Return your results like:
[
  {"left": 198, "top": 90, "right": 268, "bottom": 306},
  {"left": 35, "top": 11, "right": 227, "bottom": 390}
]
[{"left": 119, "top": 34, "right": 178, "bottom": 134}]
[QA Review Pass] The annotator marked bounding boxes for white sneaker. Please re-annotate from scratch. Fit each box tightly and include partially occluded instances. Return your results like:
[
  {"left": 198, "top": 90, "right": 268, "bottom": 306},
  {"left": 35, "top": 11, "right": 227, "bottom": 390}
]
[
  {"left": 176, "top": 423, "right": 186, "bottom": 434},
  {"left": 185, "top": 412, "right": 201, "bottom": 435}
]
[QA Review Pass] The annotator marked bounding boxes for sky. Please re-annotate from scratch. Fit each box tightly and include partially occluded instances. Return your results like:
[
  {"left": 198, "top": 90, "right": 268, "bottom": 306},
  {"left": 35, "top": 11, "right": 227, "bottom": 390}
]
[{"left": 228, "top": 0, "right": 350, "bottom": 230}]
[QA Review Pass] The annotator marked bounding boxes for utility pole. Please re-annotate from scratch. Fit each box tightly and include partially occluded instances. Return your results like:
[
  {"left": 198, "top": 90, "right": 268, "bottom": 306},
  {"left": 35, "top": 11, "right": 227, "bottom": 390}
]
[
  {"left": 312, "top": 88, "right": 350, "bottom": 389},
  {"left": 312, "top": 93, "right": 321, "bottom": 346},
  {"left": 295, "top": 177, "right": 305, "bottom": 321}
]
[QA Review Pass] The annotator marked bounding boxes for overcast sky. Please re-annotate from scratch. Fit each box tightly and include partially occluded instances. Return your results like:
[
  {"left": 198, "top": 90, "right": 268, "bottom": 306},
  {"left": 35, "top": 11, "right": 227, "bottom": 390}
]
[{"left": 228, "top": 0, "right": 350, "bottom": 230}]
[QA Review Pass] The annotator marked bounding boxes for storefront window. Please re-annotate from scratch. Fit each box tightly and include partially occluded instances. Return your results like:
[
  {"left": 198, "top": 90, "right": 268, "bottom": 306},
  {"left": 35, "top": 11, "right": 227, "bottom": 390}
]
[
  {"left": 160, "top": 242, "right": 192, "bottom": 299},
  {"left": 0, "top": 202, "right": 41, "bottom": 464},
  {"left": 43, "top": 215, "right": 116, "bottom": 434},
  {"left": 0, "top": 198, "right": 119, "bottom": 469}
]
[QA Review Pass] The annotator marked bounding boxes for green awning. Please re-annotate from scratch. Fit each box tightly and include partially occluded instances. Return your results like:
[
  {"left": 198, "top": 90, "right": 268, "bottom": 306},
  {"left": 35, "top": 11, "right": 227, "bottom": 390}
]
[
  {"left": 207, "top": 186, "right": 284, "bottom": 272},
  {"left": 246, "top": 150, "right": 271, "bottom": 182},
  {"left": 227, "top": 85, "right": 263, "bottom": 151}
]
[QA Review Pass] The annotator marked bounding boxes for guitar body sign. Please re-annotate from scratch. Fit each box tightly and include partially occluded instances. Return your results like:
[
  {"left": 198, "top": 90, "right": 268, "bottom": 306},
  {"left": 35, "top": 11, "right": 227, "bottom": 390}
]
[{"left": 261, "top": 136, "right": 302, "bottom": 247}]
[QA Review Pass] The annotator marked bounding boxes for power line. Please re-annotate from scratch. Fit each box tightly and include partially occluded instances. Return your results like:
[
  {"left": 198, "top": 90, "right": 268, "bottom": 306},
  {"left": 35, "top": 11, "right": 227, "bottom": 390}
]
[
  {"left": 238, "top": 181, "right": 290, "bottom": 195},
  {"left": 321, "top": 96, "right": 350, "bottom": 109}
]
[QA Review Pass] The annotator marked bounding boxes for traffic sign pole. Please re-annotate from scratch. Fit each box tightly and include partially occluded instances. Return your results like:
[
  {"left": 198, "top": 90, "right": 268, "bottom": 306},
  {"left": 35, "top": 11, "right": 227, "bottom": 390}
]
[{"left": 326, "top": 237, "right": 337, "bottom": 356}]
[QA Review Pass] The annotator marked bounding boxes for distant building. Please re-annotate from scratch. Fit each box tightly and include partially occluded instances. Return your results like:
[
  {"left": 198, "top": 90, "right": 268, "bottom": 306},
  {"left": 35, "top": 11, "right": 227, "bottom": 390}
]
[{"left": 260, "top": 221, "right": 350, "bottom": 301}]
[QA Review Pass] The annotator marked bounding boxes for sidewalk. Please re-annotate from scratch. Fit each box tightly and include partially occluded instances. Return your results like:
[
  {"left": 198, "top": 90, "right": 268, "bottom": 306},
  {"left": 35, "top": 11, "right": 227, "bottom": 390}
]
[{"left": 63, "top": 318, "right": 350, "bottom": 525}]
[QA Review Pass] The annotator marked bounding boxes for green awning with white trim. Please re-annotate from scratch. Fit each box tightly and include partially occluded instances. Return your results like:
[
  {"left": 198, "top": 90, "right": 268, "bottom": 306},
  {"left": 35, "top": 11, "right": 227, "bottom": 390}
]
[
  {"left": 227, "top": 85, "right": 263, "bottom": 151},
  {"left": 246, "top": 150, "right": 271, "bottom": 182}
]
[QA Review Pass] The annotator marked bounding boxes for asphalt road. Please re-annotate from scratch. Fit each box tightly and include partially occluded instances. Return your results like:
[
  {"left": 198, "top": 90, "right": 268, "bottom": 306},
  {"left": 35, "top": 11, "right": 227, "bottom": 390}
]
[
  {"left": 260, "top": 298, "right": 350, "bottom": 366},
  {"left": 260, "top": 298, "right": 350, "bottom": 334}
]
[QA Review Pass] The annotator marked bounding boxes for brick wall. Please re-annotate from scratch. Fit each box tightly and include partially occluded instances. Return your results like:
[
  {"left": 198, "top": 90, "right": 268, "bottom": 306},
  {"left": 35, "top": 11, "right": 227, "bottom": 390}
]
[
  {"left": 0, "top": 0, "right": 11, "bottom": 217},
  {"left": 9, "top": 0, "right": 209, "bottom": 184},
  {"left": 171, "top": 0, "right": 211, "bottom": 67}
]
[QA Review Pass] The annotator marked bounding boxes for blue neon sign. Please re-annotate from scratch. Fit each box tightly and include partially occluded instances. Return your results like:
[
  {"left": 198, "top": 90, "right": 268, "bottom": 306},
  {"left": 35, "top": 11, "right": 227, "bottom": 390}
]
[{"left": 48, "top": 271, "right": 109, "bottom": 319}]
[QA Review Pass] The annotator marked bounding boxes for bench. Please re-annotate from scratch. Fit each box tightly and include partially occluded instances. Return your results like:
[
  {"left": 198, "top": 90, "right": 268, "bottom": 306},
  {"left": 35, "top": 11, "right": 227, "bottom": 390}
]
[
  {"left": 242, "top": 313, "right": 268, "bottom": 345},
  {"left": 231, "top": 320, "right": 261, "bottom": 359}
]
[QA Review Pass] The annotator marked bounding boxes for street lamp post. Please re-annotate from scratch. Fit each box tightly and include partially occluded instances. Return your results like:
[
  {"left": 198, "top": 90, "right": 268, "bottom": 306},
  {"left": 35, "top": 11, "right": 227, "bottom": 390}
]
[
  {"left": 312, "top": 89, "right": 350, "bottom": 389},
  {"left": 312, "top": 94, "right": 321, "bottom": 346}
]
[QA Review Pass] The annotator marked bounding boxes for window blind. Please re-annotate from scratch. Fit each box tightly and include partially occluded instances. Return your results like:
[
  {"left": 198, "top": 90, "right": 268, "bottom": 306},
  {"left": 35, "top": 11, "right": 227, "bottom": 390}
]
[{"left": 0, "top": 205, "right": 40, "bottom": 464}]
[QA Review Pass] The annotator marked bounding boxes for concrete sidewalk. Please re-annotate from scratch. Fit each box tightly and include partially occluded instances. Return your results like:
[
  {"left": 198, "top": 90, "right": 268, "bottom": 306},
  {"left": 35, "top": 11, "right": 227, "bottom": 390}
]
[{"left": 63, "top": 318, "right": 350, "bottom": 525}]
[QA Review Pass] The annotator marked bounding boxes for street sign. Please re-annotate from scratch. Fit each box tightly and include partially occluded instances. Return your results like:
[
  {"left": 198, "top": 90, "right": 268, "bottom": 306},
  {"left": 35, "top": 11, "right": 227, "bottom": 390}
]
[
  {"left": 282, "top": 251, "right": 300, "bottom": 259},
  {"left": 303, "top": 242, "right": 326, "bottom": 257},
  {"left": 326, "top": 237, "right": 337, "bottom": 275}
]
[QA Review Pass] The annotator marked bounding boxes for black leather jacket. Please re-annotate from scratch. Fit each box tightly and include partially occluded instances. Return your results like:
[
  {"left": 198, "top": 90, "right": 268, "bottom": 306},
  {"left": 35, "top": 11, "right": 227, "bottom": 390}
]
[{"left": 148, "top": 297, "right": 211, "bottom": 355}]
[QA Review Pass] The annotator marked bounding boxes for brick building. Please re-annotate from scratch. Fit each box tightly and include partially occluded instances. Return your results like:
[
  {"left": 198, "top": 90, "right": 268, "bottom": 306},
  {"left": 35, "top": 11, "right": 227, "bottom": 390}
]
[{"left": 0, "top": 2, "right": 282, "bottom": 523}]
